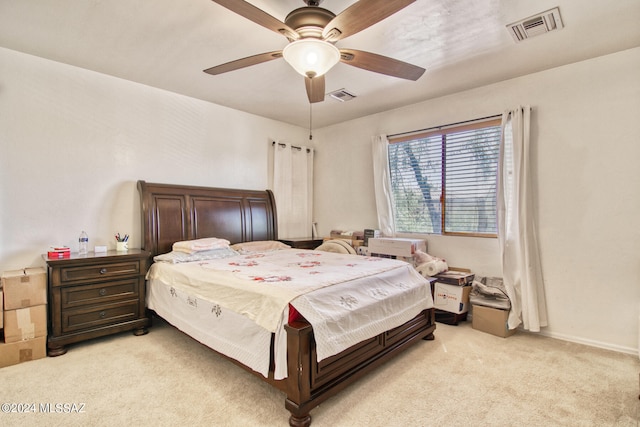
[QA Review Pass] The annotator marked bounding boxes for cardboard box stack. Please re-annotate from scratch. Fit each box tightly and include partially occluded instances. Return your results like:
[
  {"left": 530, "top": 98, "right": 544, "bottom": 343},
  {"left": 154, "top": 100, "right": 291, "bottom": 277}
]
[
  {"left": 0, "top": 268, "right": 48, "bottom": 368},
  {"left": 470, "top": 276, "right": 515, "bottom": 338},
  {"left": 431, "top": 268, "right": 474, "bottom": 324}
]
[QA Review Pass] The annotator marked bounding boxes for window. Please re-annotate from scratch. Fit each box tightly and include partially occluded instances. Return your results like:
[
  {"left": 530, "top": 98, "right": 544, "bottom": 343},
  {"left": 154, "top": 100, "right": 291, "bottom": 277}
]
[{"left": 388, "top": 118, "right": 501, "bottom": 237}]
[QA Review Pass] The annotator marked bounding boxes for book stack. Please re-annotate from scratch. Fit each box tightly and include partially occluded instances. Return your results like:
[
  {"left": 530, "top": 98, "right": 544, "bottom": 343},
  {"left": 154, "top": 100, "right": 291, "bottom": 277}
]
[{"left": 47, "top": 246, "right": 71, "bottom": 259}]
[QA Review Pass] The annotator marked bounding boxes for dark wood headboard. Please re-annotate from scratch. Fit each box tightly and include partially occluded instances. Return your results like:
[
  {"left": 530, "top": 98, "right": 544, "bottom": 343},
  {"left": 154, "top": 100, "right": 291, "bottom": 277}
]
[{"left": 137, "top": 180, "right": 278, "bottom": 257}]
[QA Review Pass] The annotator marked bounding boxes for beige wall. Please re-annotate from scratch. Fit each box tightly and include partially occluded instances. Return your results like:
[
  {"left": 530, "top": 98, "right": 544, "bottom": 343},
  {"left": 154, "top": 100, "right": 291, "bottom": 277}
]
[
  {"left": 313, "top": 47, "right": 640, "bottom": 354},
  {"left": 0, "top": 47, "right": 309, "bottom": 270},
  {"left": 2, "top": 45, "right": 638, "bottom": 355}
]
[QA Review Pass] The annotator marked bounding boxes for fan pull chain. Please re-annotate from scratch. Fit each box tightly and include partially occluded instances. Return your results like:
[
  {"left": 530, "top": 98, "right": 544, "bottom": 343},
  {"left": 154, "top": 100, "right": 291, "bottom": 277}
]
[{"left": 309, "top": 102, "right": 313, "bottom": 140}]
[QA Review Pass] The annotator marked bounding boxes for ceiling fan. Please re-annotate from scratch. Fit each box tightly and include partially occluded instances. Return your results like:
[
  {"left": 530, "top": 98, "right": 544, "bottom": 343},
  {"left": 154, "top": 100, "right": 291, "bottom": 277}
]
[{"left": 203, "top": 0, "right": 426, "bottom": 103}]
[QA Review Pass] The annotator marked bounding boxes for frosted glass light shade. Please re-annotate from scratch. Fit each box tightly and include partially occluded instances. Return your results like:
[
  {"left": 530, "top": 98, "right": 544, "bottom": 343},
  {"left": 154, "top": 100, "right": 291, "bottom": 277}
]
[{"left": 282, "top": 39, "right": 340, "bottom": 78}]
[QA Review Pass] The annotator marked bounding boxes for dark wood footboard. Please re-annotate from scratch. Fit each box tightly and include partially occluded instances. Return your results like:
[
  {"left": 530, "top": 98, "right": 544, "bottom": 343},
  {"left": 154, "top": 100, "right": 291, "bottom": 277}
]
[{"left": 283, "top": 308, "right": 436, "bottom": 426}]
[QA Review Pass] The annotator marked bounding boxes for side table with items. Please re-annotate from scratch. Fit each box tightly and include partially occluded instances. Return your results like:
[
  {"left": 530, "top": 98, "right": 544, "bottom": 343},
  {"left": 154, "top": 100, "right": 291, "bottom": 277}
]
[{"left": 44, "top": 249, "right": 151, "bottom": 356}]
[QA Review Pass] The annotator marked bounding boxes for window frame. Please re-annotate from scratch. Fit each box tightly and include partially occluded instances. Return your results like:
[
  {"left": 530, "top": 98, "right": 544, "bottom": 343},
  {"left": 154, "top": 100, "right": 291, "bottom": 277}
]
[{"left": 388, "top": 117, "right": 502, "bottom": 238}]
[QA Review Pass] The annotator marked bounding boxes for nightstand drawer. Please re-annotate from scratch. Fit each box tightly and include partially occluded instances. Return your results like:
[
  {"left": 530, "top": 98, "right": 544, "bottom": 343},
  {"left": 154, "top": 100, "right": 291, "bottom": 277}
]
[
  {"left": 61, "top": 279, "right": 140, "bottom": 309},
  {"left": 59, "top": 261, "right": 141, "bottom": 283},
  {"left": 62, "top": 300, "right": 140, "bottom": 333}
]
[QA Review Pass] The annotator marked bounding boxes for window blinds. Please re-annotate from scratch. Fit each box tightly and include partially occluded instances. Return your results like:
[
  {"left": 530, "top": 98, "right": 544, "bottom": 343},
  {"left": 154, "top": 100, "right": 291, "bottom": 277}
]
[{"left": 388, "top": 118, "right": 501, "bottom": 235}]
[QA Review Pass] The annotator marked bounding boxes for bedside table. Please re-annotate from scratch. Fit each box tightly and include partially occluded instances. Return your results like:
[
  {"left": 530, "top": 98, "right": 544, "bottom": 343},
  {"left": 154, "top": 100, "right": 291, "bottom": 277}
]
[
  {"left": 44, "top": 249, "right": 151, "bottom": 356},
  {"left": 278, "top": 237, "right": 324, "bottom": 250}
]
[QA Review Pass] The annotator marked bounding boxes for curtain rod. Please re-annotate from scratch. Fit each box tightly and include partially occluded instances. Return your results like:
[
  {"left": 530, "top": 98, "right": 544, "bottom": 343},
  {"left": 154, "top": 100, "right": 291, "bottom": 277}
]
[
  {"left": 387, "top": 114, "right": 502, "bottom": 139},
  {"left": 271, "top": 141, "right": 312, "bottom": 153}
]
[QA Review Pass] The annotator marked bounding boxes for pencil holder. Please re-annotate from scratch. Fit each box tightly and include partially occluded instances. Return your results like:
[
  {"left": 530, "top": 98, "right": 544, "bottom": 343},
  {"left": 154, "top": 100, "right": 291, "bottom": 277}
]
[{"left": 116, "top": 241, "right": 128, "bottom": 252}]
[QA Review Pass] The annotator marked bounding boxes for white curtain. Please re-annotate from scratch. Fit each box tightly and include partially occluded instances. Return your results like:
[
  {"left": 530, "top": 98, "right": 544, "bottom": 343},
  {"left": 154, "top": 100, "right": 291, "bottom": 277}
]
[
  {"left": 498, "top": 106, "right": 548, "bottom": 332},
  {"left": 371, "top": 135, "right": 396, "bottom": 237},
  {"left": 272, "top": 142, "right": 314, "bottom": 238}
]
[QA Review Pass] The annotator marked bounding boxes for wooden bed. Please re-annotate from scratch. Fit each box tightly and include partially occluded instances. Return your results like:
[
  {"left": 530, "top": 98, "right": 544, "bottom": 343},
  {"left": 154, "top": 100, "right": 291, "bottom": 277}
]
[{"left": 137, "top": 180, "right": 436, "bottom": 426}]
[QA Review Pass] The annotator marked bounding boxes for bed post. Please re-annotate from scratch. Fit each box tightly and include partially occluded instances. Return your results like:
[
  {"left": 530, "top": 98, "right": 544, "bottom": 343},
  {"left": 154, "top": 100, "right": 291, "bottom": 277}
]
[{"left": 284, "top": 321, "right": 313, "bottom": 427}]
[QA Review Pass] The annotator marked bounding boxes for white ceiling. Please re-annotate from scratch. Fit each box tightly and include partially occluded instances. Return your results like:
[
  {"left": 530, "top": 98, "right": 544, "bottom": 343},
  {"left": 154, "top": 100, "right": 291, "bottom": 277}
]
[{"left": 1, "top": 0, "right": 639, "bottom": 128}]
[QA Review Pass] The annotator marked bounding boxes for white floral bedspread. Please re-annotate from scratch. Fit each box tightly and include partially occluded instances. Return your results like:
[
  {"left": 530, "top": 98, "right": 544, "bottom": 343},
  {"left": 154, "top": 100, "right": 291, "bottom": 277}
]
[{"left": 147, "top": 248, "right": 433, "bottom": 378}]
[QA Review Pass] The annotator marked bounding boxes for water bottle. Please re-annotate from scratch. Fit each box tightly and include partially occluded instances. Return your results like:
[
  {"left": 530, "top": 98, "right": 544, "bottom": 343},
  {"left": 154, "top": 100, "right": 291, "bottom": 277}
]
[{"left": 79, "top": 231, "right": 88, "bottom": 255}]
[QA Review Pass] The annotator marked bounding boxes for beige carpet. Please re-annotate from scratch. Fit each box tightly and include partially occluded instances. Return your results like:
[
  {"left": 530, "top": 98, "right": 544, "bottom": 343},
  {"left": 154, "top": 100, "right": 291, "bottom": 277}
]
[{"left": 1, "top": 317, "right": 638, "bottom": 427}]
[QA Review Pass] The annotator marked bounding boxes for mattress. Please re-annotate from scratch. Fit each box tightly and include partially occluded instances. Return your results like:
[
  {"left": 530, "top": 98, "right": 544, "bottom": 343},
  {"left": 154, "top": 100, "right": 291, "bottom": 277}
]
[{"left": 147, "top": 248, "right": 433, "bottom": 379}]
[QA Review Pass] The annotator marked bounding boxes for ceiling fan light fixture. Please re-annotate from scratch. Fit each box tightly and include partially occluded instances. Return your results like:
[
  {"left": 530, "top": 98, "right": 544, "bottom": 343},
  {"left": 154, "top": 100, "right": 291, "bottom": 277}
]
[{"left": 282, "top": 39, "right": 340, "bottom": 78}]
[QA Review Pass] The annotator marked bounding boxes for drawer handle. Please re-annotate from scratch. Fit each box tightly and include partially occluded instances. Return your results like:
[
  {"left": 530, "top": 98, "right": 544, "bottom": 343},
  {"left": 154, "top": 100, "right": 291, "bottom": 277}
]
[
  {"left": 99, "top": 268, "right": 108, "bottom": 274},
  {"left": 99, "top": 311, "right": 106, "bottom": 318},
  {"left": 99, "top": 288, "right": 107, "bottom": 296}
]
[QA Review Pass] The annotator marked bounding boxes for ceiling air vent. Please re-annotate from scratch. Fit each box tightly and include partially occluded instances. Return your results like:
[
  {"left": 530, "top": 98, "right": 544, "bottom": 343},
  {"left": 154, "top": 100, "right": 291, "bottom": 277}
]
[
  {"left": 328, "top": 88, "right": 356, "bottom": 102},
  {"left": 507, "top": 7, "right": 563, "bottom": 42}
]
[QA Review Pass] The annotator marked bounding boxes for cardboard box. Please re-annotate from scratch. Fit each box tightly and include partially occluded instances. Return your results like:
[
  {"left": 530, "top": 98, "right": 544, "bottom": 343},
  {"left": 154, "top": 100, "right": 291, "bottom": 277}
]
[
  {"left": 472, "top": 304, "right": 516, "bottom": 338},
  {"left": 433, "top": 282, "right": 471, "bottom": 314},
  {"left": 3, "top": 305, "right": 48, "bottom": 343},
  {"left": 0, "top": 336, "right": 47, "bottom": 368},
  {"left": 1, "top": 267, "right": 47, "bottom": 310},
  {"left": 368, "top": 237, "right": 426, "bottom": 257}
]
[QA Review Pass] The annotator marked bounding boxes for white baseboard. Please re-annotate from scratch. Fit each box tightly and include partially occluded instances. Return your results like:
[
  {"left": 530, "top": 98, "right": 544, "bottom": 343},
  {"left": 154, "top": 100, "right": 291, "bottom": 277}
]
[{"left": 539, "top": 330, "right": 639, "bottom": 357}]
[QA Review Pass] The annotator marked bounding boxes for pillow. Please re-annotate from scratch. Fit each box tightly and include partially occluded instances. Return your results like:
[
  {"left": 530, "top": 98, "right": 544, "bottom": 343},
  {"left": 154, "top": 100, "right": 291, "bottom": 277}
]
[
  {"left": 230, "top": 240, "right": 290, "bottom": 253},
  {"left": 154, "top": 247, "right": 239, "bottom": 264},
  {"left": 173, "top": 237, "right": 231, "bottom": 254}
]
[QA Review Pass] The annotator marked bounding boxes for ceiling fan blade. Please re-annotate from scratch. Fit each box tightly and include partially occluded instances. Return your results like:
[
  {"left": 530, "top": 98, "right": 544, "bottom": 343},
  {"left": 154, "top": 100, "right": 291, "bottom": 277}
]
[
  {"left": 322, "top": 0, "right": 416, "bottom": 42},
  {"left": 305, "top": 75, "right": 325, "bottom": 103},
  {"left": 203, "top": 51, "right": 283, "bottom": 75},
  {"left": 210, "top": 0, "right": 299, "bottom": 40},
  {"left": 339, "top": 49, "right": 425, "bottom": 81}
]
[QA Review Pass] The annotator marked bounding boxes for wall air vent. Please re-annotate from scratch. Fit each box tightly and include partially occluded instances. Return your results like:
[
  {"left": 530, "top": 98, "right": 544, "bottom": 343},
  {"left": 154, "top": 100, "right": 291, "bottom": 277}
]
[
  {"left": 328, "top": 88, "right": 356, "bottom": 102},
  {"left": 507, "top": 7, "right": 563, "bottom": 42}
]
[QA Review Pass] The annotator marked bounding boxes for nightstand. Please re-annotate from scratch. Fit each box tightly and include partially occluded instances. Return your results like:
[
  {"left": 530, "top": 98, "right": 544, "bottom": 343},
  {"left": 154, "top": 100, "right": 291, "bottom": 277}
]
[
  {"left": 278, "top": 237, "right": 324, "bottom": 249},
  {"left": 44, "top": 249, "right": 150, "bottom": 356}
]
